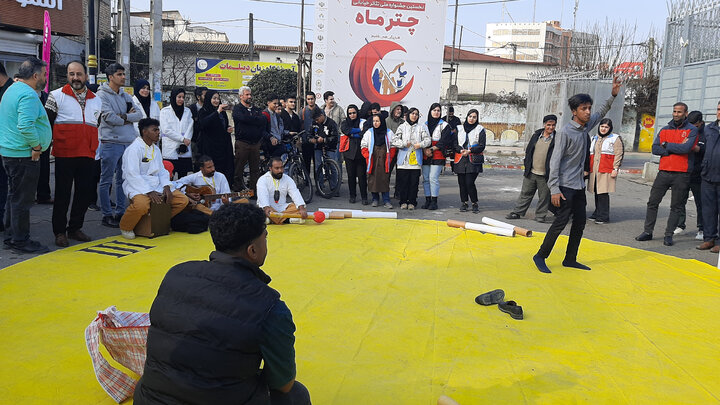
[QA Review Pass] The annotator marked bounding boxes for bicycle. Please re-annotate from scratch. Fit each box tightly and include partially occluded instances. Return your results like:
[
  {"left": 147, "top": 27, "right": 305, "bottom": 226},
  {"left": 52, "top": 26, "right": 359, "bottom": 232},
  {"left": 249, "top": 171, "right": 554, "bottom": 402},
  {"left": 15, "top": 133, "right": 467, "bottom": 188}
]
[
  {"left": 242, "top": 132, "right": 313, "bottom": 204},
  {"left": 311, "top": 134, "right": 342, "bottom": 199}
]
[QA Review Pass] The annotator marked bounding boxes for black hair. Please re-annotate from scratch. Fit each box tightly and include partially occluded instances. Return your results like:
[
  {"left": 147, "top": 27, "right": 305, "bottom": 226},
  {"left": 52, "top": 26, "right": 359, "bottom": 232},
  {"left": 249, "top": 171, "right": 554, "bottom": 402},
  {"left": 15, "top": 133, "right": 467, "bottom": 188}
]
[
  {"left": 66, "top": 60, "right": 86, "bottom": 73},
  {"left": 138, "top": 118, "right": 160, "bottom": 134},
  {"left": 306, "top": 91, "right": 315, "bottom": 98},
  {"left": 0, "top": 62, "right": 6, "bottom": 76},
  {"left": 673, "top": 102, "right": 688, "bottom": 112},
  {"left": 543, "top": 114, "right": 558, "bottom": 123},
  {"left": 198, "top": 155, "right": 214, "bottom": 166},
  {"left": 406, "top": 107, "right": 420, "bottom": 124},
  {"left": 369, "top": 102, "right": 381, "bottom": 111},
  {"left": 323, "top": 90, "right": 334, "bottom": 100},
  {"left": 104, "top": 63, "right": 125, "bottom": 77},
  {"left": 286, "top": 94, "right": 296, "bottom": 101},
  {"left": 568, "top": 94, "right": 593, "bottom": 111},
  {"left": 269, "top": 156, "right": 283, "bottom": 166},
  {"left": 267, "top": 93, "right": 279, "bottom": 102},
  {"left": 597, "top": 118, "right": 613, "bottom": 135},
  {"left": 312, "top": 108, "right": 325, "bottom": 119},
  {"left": 209, "top": 204, "right": 267, "bottom": 253},
  {"left": 448, "top": 104, "right": 455, "bottom": 113},
  {"left": 688, "top": 110, "right": 703, "bottom": 125},
  {"left": 17, "top": 57, "right": 47, "bottom": 80},
  {"left": 194, "top": 86, "right": 208, "bottom": 98}
]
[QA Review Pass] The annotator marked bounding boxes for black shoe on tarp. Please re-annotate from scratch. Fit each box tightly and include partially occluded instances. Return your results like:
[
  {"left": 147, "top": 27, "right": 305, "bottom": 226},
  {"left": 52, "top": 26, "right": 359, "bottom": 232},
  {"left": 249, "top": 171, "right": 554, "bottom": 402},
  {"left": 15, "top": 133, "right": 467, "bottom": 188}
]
[
  {"left": 475, "top": 289, "right": 505, "bottom": 306},
  {"left": 498, "top": 300, "right": 524, "bottom": 320}
]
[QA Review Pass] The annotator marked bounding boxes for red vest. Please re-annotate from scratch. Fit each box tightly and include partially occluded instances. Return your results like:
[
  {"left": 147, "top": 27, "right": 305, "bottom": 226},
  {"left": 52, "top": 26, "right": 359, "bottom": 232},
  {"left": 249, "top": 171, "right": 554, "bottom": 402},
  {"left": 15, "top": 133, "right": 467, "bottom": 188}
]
[
  {"left": 658, "top": 127, "right": 696, "bottom": 172},
  {"left": 589, "top": 133, "right": 620, "bottom": 173},
  {"left": 51, "top": 84, "right": 101, "bottom": 159}
]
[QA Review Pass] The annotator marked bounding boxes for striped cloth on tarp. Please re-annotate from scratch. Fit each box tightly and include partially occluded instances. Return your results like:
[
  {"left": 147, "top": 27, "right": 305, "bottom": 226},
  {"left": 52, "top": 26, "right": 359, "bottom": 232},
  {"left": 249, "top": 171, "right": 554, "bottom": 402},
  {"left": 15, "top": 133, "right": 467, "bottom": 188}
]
[{"left": 85, "top": 306, "right": 150, "bottom": 403}]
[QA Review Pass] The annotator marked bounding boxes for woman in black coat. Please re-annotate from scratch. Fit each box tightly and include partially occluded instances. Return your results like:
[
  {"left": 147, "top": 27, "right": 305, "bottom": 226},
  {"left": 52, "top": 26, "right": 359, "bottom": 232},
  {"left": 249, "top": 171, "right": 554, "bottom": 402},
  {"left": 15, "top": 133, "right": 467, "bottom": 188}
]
[
  {"left": 451, "top": 109, "right": 486, "bottom": 213},
  {"left": 197, "top": 90, "right": 235, "bottom": 186},
  {"left": 340, "top": 104, "right": 368, "bottom": 204}
]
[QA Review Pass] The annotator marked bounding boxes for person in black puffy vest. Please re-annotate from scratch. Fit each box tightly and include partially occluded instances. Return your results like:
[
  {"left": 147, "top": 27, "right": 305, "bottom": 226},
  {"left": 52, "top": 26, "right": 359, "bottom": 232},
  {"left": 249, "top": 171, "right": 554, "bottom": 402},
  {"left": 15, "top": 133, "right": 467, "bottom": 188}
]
[{"left": 133, "top": 203, "right": 311, "bottom": 405}]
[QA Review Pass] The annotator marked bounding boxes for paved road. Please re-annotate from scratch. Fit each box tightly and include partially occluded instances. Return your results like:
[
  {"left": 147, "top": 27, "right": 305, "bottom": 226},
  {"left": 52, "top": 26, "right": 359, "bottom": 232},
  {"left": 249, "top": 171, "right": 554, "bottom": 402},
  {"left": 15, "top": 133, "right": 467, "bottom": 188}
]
[{"left": 1, "top": 151, "right": 712, "bottom": 269}]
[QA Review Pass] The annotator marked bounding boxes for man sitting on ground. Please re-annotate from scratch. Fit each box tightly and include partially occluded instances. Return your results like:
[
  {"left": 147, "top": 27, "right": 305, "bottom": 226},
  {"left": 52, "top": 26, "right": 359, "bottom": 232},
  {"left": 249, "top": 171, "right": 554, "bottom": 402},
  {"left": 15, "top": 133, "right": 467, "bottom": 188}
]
[
  {"left": 118, "top": 118, "right": 188, "bottom": 239},
  {"left": 258, "top": 157, "right": 308, "bottom": 224},
  {"left": 175, "top": 155, "right": 246, "bottom": 215},
  {"left": 133, "top": 203, "right": 311, "bottom": 405}
]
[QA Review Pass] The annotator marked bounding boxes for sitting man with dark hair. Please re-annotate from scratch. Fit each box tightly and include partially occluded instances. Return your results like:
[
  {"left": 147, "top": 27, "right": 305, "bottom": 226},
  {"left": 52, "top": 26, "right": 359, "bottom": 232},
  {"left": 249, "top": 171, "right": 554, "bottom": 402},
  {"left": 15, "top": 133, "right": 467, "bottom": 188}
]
[
  {"left": 258, "top": 156, "right": 308, "bottom": 224},
  {"left": 133, "top": 203, "right": 311, "bottom": 405},
  {"left": 118, "top": 118, "right": 189, "bottom": 239}
]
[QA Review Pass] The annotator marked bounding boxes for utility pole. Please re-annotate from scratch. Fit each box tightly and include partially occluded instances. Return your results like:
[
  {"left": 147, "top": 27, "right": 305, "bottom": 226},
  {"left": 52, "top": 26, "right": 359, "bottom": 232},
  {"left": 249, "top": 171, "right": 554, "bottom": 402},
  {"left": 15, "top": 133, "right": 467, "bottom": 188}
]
[
  {"left": 646, "top": 37, "right": 655, "bottom": 78},
  {"left": 455, "top": 25, "right": 463, "bottom": 86},
  {"left": 449, "top": 0, "right": 459, "bottom": 88},
  {"left": 297, "top": 0, "right": 305, "bottom": 110},
  {"left": 532, "top": 0, "right": 536, "bottom": 22},
  {"left": 150, "top": 0, "right": 163, "bottom": 104},
  {"left": 248, "top": 13, "right": 254, "bottom": 61},
  {"left": 116, "top": 0, "right": 131, "bottom": 85},
  {"left": 572, "top": 0, "right": 579, "bottom": 31},
  {"left": 87, "top": 0, "right": 97, "bottom": 84},
  {"left": 510, "top": 43, "right": 517, "bottom": 60}
]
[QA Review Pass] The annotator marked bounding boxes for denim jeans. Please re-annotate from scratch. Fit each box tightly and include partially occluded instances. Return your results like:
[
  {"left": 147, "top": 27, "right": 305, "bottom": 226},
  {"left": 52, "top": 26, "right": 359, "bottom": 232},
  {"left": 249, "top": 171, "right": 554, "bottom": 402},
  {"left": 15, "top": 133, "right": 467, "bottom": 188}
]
[
  {"left": 99, "top": 143, "right": 128, "bottom": 217},
  {"left": 3, "top": 157, "right": 40, "bottom": 244},
  {"left": 371, "top": 191, "right": 391, "bottom": 204},
  {"left": 422, "top": 164, "right": 442, "bottom": 197}
]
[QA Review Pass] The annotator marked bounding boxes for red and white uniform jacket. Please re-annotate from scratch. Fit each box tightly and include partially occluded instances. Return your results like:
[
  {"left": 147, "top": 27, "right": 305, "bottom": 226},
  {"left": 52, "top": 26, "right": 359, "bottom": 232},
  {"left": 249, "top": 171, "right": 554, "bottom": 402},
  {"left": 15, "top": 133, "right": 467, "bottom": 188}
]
[{"left": 51, "top": 84, "right": 102, "bottom": 159}]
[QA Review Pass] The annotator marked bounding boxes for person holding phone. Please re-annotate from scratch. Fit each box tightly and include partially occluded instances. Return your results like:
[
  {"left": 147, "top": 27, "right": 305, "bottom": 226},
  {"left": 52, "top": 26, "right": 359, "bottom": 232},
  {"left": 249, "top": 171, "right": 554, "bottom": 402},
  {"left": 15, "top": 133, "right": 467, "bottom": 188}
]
[{"left": 197, "top": 90, "right": 235, "bottom": 187}]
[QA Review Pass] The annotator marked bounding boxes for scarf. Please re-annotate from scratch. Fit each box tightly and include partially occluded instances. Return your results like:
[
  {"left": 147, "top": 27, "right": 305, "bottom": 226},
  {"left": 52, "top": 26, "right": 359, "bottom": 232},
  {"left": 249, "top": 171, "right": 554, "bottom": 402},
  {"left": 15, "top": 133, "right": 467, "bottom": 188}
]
[
  {"left": 372, "top": 116, "right": 388, "bottom": 146},
  {"left": 427, "top": 102, "right": 442, "bottom": 135},
  {"left": 345, "top": 104, "right": 360, "bottom": 128},
  {"left": 170, "top": 88, "right": 185, "bottom": 120},
  {"left": 463, "top": 108, "right": 479, "bottom": 138},
  {"left": 133, "top": 79, "right": 151, "bottom": 118}
]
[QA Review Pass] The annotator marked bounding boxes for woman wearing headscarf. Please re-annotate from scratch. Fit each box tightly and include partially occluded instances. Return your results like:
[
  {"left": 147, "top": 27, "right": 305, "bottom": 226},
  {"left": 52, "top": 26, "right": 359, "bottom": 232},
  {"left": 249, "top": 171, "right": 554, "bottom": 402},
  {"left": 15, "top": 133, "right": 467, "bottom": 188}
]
[
  {"left": 340, "top": 104, "right": 369, "bottom": 204},
  {"left": 421, "top": 103, "right": 452, "bottom": 210},
  {"left": 160, "top": 88, "right": 194, "bottom": 178},
  {"left": 132, "top": 79, "right": 160, "bottom": 135},
  {"left": 197, "top": 89, "right": 235, "bottom": 186},
  {"left": 391, "top": 107, "right": 430, "bottom": 209},
  {"left": 588, "top": 118, "right": 624, "bottom": 224},
  {"left": 452, "top": 109, "right": 486, "bottom": 213},
  {"left": 361, "top": 113, "right": 396, "bottom": 208}
]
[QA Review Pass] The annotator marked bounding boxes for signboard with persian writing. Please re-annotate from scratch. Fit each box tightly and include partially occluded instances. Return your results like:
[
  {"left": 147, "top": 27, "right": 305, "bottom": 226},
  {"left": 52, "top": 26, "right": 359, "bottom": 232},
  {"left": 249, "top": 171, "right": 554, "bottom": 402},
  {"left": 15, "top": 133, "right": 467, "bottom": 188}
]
[
  {"left": 313, "top": 0, "right": 447, "bottom": 113},
  {"left": 195, "top": 59, "right": 297, "bottom": 92},
  {"left": 2, "top": 0, "right": 82, "bottom": 36}
]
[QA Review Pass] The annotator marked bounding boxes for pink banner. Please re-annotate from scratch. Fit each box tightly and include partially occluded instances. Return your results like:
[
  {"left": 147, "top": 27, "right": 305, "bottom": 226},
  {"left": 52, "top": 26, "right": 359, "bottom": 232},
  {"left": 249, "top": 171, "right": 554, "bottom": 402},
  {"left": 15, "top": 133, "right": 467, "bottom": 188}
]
[{"left": 42, "top": 11, "right": 51, "bottom": 92}]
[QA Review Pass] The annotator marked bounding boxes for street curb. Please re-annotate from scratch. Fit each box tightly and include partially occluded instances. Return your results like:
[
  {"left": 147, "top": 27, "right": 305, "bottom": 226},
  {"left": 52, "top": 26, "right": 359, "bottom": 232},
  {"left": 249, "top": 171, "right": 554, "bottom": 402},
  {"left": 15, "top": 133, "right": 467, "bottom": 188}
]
[{"left": 445, "top": 163, "right": 643, "bottom": 175}]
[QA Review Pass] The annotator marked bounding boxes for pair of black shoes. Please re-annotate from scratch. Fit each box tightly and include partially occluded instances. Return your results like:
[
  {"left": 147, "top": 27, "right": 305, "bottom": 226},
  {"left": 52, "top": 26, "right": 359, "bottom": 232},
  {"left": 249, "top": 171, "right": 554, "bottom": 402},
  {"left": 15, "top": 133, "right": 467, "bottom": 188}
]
[{"left": 475, "top": 289, "right": 523, "bottom": 320}]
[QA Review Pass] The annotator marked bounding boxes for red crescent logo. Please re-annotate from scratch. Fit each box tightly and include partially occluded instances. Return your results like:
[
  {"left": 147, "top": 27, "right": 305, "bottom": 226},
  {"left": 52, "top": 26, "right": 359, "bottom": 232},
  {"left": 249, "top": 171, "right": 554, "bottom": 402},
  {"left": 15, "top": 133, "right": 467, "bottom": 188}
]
[{"left": 349, "top": 40, "right": 414, "bottom": 107}]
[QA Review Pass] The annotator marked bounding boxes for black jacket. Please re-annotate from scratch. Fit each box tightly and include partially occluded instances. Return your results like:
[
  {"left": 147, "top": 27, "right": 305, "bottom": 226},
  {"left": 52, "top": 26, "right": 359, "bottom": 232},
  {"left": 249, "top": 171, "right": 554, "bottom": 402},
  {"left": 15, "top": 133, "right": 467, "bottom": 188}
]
[
  {"left": 691, "top": 123, "right": 706, "bottom": 182},
  {"left": 702, "top": 121, "right": 720, "bottom": 183},
  {"left": 311, "top": 116, "right": 339, "bottom": 150},
  {"left": 523, "top": 128, "right": 556, "bottom": 179},
  {"left": 280, "top": 109, "right": 301, "bottom": 134},
  {"left": 340, "top": 118, "right": 364, "bottom": 160},
  {"left": 232, "top": 103, "right": 267, "bottom": 144},
  {"left": 133, "top": 252, "right": 284, "bottom": 405},
  {"left": 197, "top": 108, "right": 233, "bottom": 161}
]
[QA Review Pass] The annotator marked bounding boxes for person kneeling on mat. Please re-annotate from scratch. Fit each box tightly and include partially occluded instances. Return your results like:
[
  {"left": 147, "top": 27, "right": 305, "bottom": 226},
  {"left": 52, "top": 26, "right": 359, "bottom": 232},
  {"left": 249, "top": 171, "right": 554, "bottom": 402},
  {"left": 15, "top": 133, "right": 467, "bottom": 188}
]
[
  {"left": 133, "top": 203, "right": 311, "bottom": 405},
  {"left": 258, "top": 156, "right": 308, "bottom": 224},
  {"left": 118, "top": 118, "right": 189, "bottom": 239}
]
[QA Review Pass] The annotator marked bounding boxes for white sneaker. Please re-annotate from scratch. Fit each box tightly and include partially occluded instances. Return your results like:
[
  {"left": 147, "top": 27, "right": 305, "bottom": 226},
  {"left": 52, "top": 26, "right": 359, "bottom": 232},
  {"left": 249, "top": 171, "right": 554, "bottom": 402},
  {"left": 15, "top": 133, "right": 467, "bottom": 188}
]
[
  {"left": 407, "top": 204, "right": 415, "bottom": 210},
  {"left": 400, "top": 203, "right": 408, "bottom": 209},
  {"left": 673, "top": 227, "right": 684, "bottom": 235},
  {"left": 696, "top": 231, "right": 704, "bottom": 241},
  {"left": 121, "top": 229, "right": 136, "bottom": 240}
]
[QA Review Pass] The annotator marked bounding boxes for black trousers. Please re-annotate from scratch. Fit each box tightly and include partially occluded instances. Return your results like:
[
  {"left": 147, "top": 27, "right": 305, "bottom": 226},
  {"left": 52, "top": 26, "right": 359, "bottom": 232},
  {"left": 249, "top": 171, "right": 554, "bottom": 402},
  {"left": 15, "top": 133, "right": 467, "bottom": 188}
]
[
  {"left": 3, "top": 157, "right": 40, "bottom": 244},
  {"left": 90, "top": 159, "right": 101, "bottom": 205},
  {"left": 678, "top": 180, "right": 702, "bottom": 231},
  {"left": 345, "top": 157, "right": 368, "bottom": 199},
  {"left": 170, "top": 157, "right": 193, "bottom": 179},
  {"left": 268, "top": 380, "right": 311, "bottom": 405},
  {"left": 537, "top": 186, "right": 586, "bottom": 261},
  {"left": 301, "top": 143, "right": 314, "bottom": 176},
  {"left": 701, "top": 179, "right": 720, "bottom": 241},
  {"left": 36, "top": 148, "right": 52, "bottom": 201},
  {"left": 0, "top": 157, "right": 7, "bottom": 227},
  {"left": 396, "top": 168, "right": 420, "bottom": 205},
  {"left": 643, "top": 171, "right": 690, "bottom": 237},
  {"left": 592, "top": 193, "right": 610, "bottom": 222},
  {"left": 52, "top": 157, "right": 95, "bottom": 235},
  {"left": 457, "top": 171, "right": 479, "bottom": 203}
]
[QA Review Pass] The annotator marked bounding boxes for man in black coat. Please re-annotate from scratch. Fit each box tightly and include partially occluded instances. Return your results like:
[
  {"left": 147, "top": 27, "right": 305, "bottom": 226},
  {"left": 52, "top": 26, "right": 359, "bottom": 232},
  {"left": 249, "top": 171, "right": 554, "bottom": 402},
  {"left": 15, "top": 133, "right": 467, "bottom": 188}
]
[
  {"left": 506, "top": 114, "right": 557, "bottom": 223},
  {"left": 232, "top": 86, "right": 267, "bottom": 192},
  {"left": 134, "top": 203, "right": 311, "bottom": 405}
]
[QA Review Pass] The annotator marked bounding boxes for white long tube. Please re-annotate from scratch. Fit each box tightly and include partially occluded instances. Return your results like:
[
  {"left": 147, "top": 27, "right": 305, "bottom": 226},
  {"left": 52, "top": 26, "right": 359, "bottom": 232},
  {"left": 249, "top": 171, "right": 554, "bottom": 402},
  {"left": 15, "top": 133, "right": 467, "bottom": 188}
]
[
  {"left": 464, "top": 221, "right": 516, "bottom": 237},
  {"left": 481, "top": 216, "right": 514, "bottom": 230},
  {"left": 318, "top": 208, "right": 398, "bottom": 219}
]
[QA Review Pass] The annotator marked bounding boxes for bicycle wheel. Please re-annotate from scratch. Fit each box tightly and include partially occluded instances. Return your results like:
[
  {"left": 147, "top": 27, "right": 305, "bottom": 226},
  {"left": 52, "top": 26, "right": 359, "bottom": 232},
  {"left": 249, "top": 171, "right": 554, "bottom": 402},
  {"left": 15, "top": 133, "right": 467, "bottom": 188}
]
[
  {"left": 287, "top": 162, "right": 313, "bottom": 204},
  {"left": 315, "top": 158, "right": 341, "bottom": 199}
]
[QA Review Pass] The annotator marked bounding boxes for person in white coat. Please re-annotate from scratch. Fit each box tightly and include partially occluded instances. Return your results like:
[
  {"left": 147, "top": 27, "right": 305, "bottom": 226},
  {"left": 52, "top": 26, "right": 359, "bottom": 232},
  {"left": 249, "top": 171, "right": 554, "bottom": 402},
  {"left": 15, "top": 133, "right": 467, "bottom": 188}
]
[
  {"left": 132, "top": 79, "right": 160, "bottom": 135},
  {"left": 391, "top": 107, "right": 430, "bottom": 209},
  {"left": 118, "top": 118, "right": 189, "bottom": 239},
  {"left": 160, "top": 88, "right": 193, "bottom": 178}
]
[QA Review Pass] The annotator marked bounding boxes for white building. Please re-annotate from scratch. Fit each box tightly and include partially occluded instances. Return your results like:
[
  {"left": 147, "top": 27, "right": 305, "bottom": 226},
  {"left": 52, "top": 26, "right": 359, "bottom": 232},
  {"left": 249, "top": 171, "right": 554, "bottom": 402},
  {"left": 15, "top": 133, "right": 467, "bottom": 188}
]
[
  {"left": 442, "top": 46, "right": 548, "bottom": 96},
  {"left": 129, "top": 10, "right": 228, "bottom": 44},
  {"left": 486, "top": 21, "right": 586, "bottom": 65}
]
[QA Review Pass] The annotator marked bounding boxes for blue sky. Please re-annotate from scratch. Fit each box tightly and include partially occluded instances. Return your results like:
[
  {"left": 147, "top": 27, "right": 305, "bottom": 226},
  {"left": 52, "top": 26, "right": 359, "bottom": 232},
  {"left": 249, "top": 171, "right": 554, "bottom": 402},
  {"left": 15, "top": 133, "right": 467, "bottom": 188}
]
[{"left": 130, "top": 0, "right": 669, "bottom": 50}]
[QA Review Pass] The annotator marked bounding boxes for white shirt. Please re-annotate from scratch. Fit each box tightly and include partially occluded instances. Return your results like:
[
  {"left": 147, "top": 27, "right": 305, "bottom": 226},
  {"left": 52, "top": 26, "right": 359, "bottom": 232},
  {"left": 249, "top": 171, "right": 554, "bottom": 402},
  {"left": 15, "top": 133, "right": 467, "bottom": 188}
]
[
  {"left": 159, "top": 106, "right": 193, "bottom": 159},
  {"left": 122, "top": 137, "right": 172, "bottom": 199},
  {"left": 174, "top": 171, "right": 231, "bottom": 211},
  {"left": 256, "top": 171, "right": 305, "bottom": 212},
  {"left": 132, "top": 95, "right": 161, "bottom": 136}
]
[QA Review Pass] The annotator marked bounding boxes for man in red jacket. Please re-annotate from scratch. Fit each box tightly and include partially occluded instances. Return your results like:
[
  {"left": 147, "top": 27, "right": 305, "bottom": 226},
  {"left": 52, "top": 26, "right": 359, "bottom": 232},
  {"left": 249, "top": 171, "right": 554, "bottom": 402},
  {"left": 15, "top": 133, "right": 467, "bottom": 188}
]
[
  {"left": 45, "top": 61, "right": 103, "bottom": 247},
  {"left": 635, "top": 102, "right": 699, "bottom": 246}
]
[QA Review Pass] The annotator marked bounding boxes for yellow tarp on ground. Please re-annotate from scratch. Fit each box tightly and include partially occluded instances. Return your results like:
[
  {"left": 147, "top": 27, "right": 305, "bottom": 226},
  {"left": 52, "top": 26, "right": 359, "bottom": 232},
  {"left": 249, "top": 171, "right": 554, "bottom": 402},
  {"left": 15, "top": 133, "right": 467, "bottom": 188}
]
[{"left": 1, "top": 219, "right": 719, "bottom": 404}]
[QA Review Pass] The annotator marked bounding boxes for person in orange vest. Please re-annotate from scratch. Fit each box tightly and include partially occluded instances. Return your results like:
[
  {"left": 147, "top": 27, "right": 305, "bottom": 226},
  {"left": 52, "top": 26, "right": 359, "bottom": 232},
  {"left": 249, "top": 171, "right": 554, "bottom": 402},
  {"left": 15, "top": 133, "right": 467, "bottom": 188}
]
[
  {"left": 635, "top": 102, "right": 699, "bottom": 246},
  {"left": 587, "top": 118, "right": 624, "bottom": 224}
]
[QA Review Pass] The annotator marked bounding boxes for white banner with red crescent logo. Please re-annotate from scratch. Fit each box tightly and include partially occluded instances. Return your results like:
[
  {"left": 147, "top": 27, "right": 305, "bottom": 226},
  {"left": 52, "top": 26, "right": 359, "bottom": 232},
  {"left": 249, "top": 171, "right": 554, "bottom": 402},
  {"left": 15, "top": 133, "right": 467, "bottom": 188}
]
[{"left": 313, "top": 0, "right": 447, "bottom": 114}]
